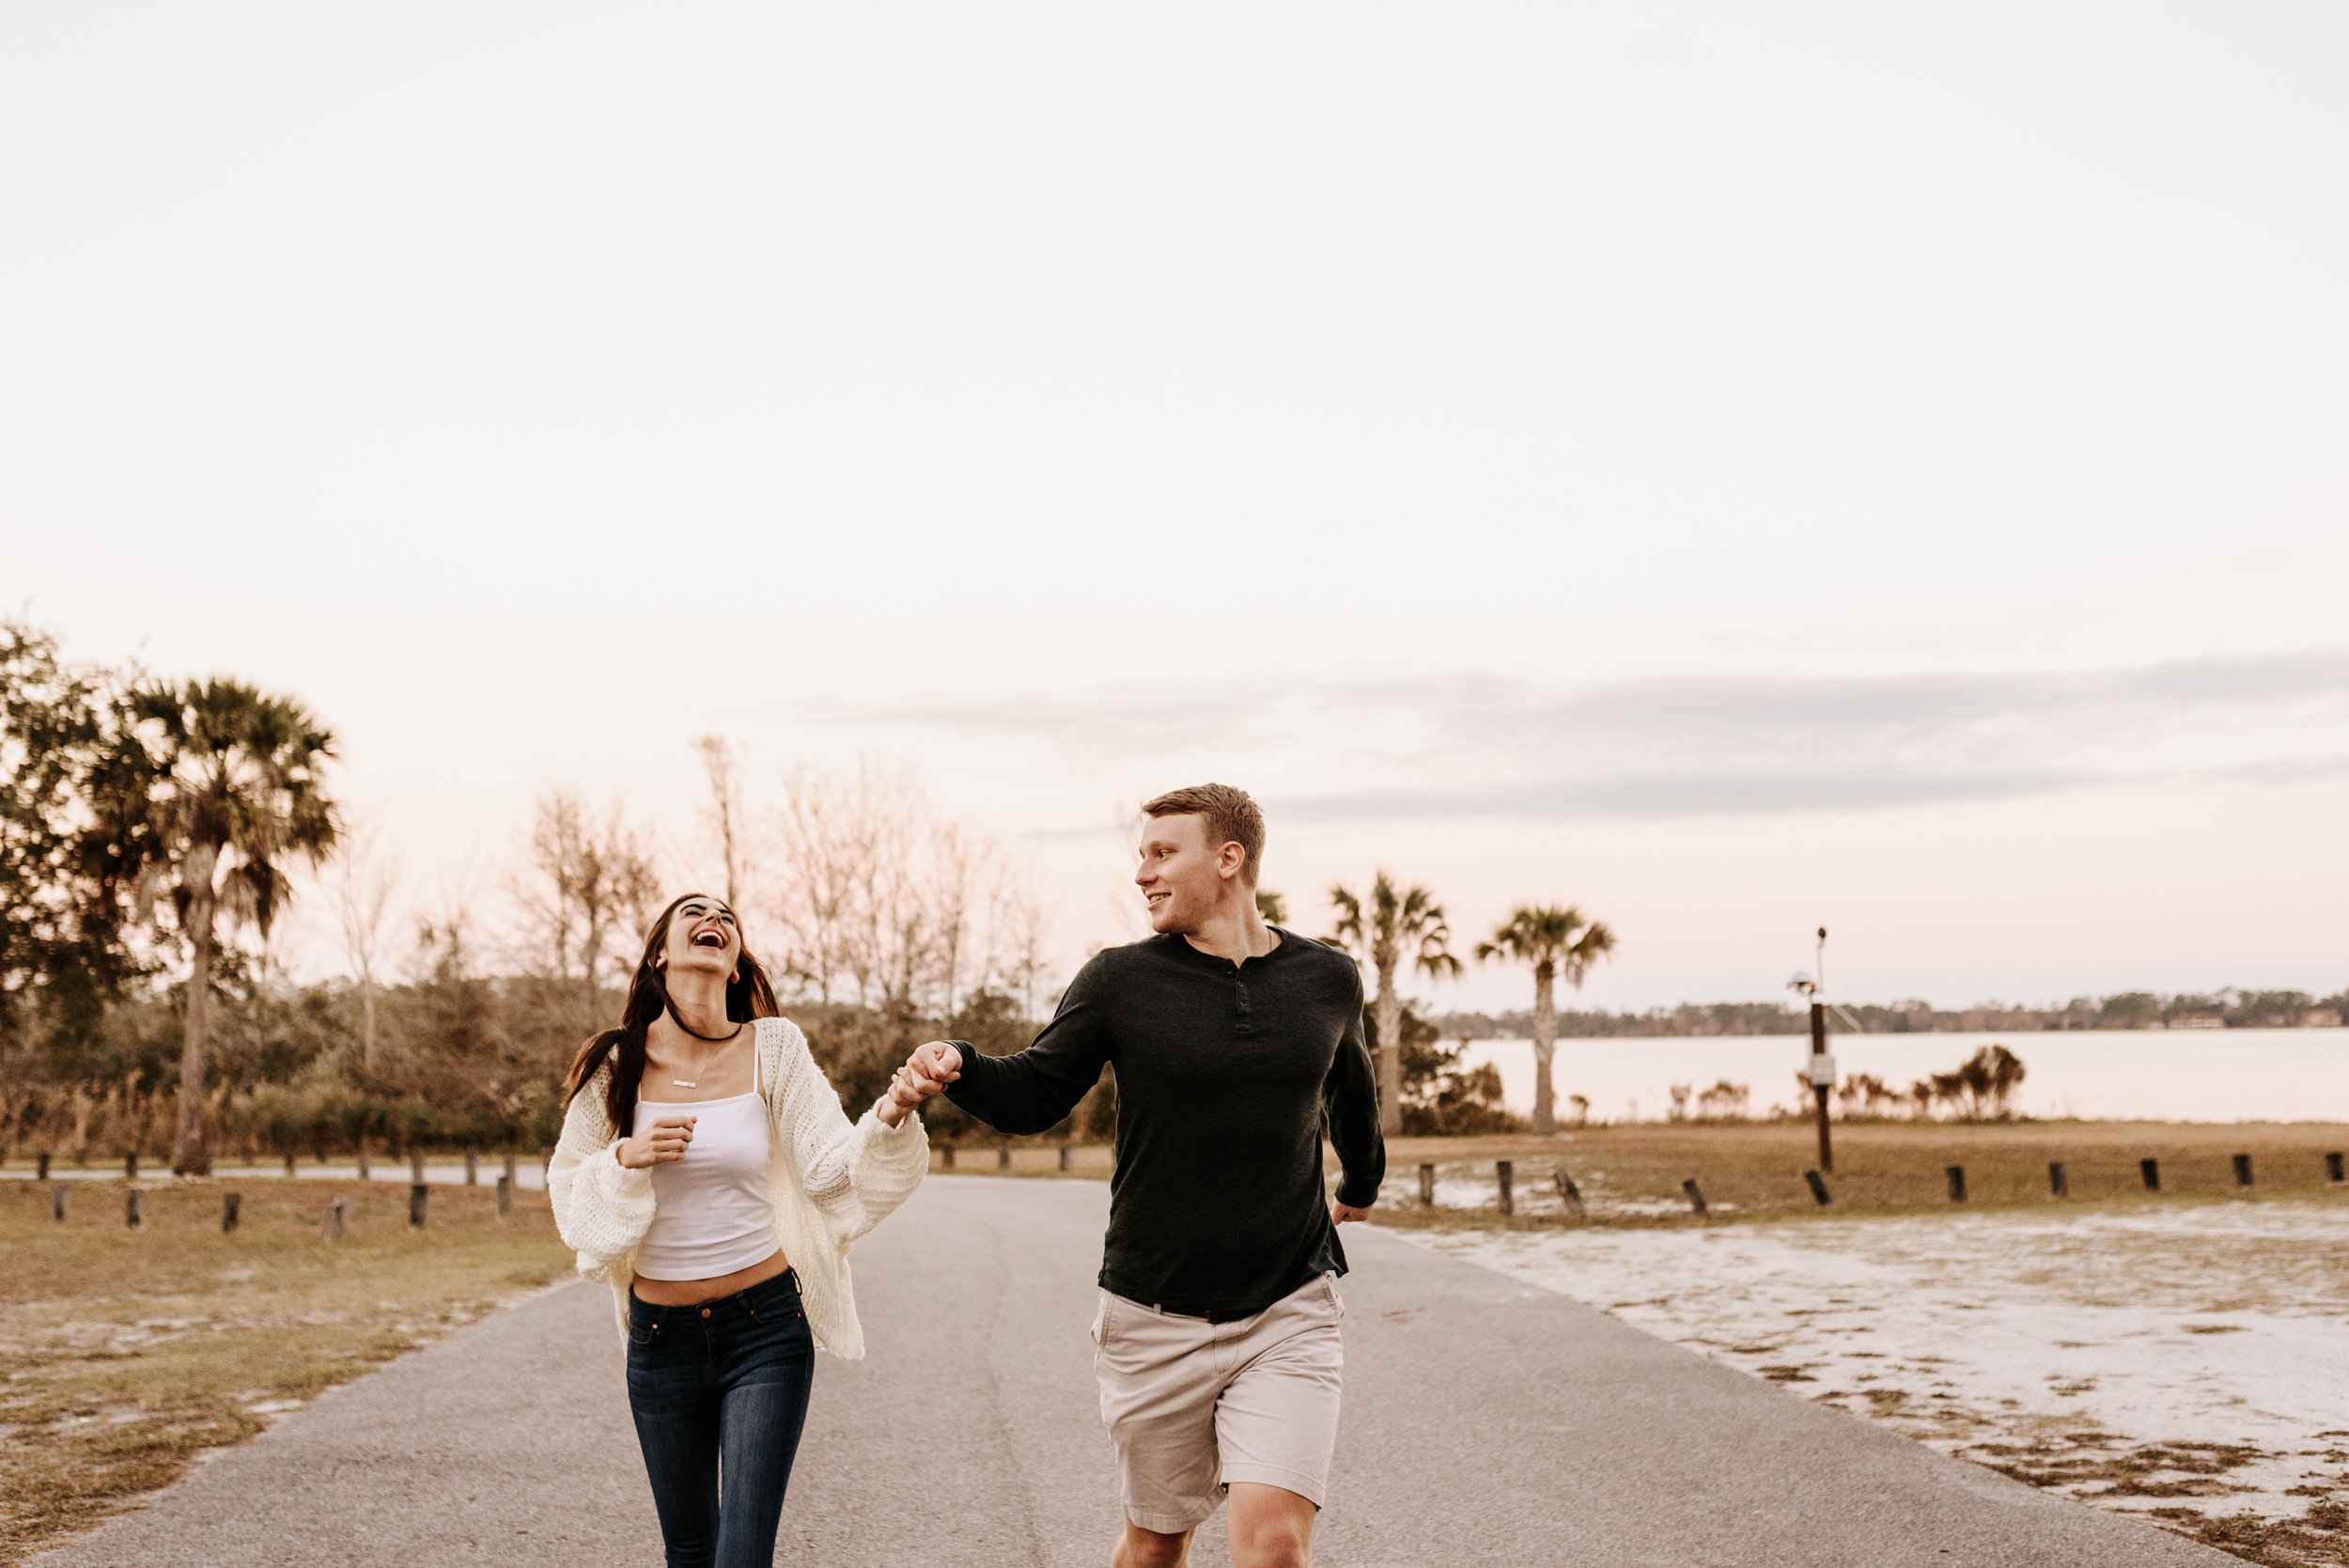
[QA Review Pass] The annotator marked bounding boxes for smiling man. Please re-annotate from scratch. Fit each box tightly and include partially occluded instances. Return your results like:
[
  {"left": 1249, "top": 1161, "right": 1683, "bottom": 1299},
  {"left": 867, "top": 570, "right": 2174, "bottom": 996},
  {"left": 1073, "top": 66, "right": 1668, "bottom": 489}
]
[{"left": 897, "top": 784, "right": 1383, "bottom": 1568}]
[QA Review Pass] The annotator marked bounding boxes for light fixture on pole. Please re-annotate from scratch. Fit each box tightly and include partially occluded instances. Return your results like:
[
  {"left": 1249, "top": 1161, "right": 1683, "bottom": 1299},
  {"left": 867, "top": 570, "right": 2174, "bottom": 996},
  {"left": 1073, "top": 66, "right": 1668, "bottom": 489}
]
[{"left": 1788, "top": 925, "right": 1835, "bottom": 1173}]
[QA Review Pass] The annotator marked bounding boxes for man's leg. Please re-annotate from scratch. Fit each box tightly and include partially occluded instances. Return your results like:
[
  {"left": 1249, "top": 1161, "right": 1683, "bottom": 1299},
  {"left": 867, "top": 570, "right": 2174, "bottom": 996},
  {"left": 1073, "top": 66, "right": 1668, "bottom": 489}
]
[
  {"left": 1095, "top": 1294, "right": 1224, "bottom": 1567},
  {"left": 1226, "top": 1483, "right": 1316, "bottom": 1568},
  {"left": 1112, "top": 1519, "right": 1193, "bottom": 1568},
  {"left": 1210, "top": 1274, "right": 1345, "bottom": 1568}
]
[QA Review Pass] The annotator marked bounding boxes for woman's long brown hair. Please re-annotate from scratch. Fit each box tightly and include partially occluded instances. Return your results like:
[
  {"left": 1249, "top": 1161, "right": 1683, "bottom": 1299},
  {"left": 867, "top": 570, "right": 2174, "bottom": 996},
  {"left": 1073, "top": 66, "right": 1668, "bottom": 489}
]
[{"left": 563, "top": 893, "right": 782, "bottom": 1136}]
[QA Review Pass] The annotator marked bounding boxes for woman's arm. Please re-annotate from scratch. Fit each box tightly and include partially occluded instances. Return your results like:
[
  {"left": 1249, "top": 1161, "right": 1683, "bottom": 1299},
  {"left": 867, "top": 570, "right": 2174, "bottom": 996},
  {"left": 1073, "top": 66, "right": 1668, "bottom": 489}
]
[
  {"left": 547, "top": 1075, "right": 659, "bottom": 1279},
  {"left": 774, "top": 1021, "right": 928, "bottom": 1247}
]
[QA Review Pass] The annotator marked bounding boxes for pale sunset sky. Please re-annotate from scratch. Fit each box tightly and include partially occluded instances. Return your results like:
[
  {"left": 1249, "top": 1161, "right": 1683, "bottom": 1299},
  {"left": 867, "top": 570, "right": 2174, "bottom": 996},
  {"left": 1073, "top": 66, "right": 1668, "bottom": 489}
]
[{"left": 5, "top": 5, "right": 2344, "bottom": 1014}]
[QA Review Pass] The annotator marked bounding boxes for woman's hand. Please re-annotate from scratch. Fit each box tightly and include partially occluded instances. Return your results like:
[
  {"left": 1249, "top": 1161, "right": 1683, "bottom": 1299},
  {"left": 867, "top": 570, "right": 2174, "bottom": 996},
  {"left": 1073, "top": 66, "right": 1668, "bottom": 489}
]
[
  {"left": 876, "top": 1043, "right": 960, "bottom": 1129},
  {"left": 616, "top": 1112, "right": 697, "bottom": 1169}
]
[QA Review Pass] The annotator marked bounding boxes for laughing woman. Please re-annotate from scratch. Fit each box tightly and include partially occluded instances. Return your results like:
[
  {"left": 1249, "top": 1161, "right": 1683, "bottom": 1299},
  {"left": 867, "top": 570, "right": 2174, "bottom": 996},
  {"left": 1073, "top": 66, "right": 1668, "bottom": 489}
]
[{"left": 549, "top": 893, "right": 932, "bottom": 1568}]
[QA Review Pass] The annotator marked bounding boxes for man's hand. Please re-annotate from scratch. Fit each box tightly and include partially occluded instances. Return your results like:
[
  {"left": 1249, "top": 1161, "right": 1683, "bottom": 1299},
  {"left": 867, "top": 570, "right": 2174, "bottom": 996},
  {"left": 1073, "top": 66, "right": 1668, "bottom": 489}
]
[
  {"left": 1332, "top": 1201, "right": 1372, "bottom": 1225},
  {"left": 876, "top": 1042, "right": 963, "bottom": 1129},
  {"left": 908, "top": 1040, "right": 963, "bottom": 1086}
]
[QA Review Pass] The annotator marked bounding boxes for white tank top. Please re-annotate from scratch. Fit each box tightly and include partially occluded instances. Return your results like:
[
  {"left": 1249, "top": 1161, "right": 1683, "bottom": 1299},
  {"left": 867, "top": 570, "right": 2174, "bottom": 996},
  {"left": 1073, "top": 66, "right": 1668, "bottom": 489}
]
[{"left": 630, "top": 1057, "right": 779, "bottom": 1281}]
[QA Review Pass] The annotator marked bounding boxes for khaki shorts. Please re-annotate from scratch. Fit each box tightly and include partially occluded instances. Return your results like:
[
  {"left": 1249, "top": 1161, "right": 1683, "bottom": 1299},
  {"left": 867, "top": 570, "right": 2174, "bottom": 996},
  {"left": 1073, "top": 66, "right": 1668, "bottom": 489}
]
[{"left": 1090, "top": 1271, "right": 1346, "bottom": 1533}]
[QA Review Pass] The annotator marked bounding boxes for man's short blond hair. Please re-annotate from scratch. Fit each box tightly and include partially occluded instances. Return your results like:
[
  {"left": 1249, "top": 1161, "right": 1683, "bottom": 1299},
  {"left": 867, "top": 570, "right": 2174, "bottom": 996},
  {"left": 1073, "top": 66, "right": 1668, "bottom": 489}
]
[{"left": 1141, "top": 784, "right": 1266, "bottom": 887}]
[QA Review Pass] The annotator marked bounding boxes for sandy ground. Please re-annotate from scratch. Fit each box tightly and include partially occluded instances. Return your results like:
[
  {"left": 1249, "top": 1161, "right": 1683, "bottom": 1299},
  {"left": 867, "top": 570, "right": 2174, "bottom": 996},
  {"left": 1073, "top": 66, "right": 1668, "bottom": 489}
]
[{"left": 1401, "top": 1201, "right": 2349, "bottom": 1545}]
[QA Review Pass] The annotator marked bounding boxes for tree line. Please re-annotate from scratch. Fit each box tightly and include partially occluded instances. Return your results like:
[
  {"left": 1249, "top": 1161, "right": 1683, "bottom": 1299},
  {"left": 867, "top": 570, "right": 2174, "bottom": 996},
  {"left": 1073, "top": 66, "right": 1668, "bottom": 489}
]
[
  {"left": 0, "top": 620, "right": 1087, "bottom": 1171},
  {"left": 1441, "top": 988, "right": 2349, "bottom": 1040},
  {"left": 2, "top": 621, "right": 1592, "bottom": 1170}
]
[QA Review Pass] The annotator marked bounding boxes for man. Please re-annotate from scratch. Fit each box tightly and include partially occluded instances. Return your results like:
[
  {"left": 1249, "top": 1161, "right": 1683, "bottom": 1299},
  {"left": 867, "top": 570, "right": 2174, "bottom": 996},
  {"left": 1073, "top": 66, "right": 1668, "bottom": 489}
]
[{"left": 894, "top": 783, "right": 1383, "bottom": 1568}]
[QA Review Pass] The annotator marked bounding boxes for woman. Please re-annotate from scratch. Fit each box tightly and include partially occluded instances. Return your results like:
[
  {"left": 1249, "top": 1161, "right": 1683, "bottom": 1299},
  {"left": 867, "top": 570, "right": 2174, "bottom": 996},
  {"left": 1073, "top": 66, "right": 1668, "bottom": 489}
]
[{"left": 548, "top": 892, "right": 934, "bottom": 1568}]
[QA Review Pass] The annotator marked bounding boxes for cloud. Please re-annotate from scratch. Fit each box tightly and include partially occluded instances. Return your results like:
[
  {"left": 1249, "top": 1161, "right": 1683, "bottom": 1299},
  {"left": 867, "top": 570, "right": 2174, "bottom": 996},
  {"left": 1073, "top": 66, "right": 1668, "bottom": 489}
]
[{"left": 785, "top": 649, "right": 2349, "bottom": 822}]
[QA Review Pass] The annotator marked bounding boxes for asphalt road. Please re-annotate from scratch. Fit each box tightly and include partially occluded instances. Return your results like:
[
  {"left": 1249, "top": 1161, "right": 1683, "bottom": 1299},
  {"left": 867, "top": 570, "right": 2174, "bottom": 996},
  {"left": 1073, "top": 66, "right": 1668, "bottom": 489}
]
[{"left": 35, "top": 1175, "right": 2229, "bottom": 1567}]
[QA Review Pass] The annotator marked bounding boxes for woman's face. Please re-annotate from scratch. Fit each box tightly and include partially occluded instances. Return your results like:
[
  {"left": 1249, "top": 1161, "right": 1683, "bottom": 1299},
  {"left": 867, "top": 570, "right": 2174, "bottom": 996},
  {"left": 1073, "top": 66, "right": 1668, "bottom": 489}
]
[{"left": 658, "top": 896, "right": 742, "bottom": 980}]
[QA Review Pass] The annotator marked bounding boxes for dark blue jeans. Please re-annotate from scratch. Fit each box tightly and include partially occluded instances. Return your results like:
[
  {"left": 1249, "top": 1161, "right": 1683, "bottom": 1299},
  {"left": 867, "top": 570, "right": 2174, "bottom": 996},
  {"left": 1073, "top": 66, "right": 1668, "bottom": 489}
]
[{"left": 627, "top": 1269, "right": 816, "bottom": 1568}]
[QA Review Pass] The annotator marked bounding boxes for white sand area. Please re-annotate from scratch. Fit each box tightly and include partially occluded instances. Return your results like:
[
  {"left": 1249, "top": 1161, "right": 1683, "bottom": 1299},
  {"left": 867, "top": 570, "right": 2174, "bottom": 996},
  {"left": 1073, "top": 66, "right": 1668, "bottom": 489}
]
[{"left": 1402, "top": 1201, "right": 2349, "bottom": 1539}]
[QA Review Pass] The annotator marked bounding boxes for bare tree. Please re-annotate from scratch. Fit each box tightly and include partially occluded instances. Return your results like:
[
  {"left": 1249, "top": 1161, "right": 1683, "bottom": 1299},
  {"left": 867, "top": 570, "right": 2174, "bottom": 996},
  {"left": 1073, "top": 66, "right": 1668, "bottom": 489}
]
[
  {"left": 692, "top": 735, "right": 746, "bottom": 908},
  {"left": 328, "top": 815, "right": 404, "bottom": 1073},
  {"left": 758, "top": 756, "right": 1047, "bottom": 1020},
  {"left": 985, "top": 861, "right": 1054, "bottom": 1022},
  {"left": 762, "top": 764, "right": 863, "bottom": 1006},
  {"left": 511, "top": 788, "right": 661, "bottom": 1003}
]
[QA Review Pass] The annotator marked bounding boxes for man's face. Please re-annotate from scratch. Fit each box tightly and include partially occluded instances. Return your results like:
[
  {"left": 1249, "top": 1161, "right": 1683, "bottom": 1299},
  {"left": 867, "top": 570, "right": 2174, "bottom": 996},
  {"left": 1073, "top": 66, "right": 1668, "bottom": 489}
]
[{"left": 1134, "top": 814, "right": 1231, "bottom": 934}]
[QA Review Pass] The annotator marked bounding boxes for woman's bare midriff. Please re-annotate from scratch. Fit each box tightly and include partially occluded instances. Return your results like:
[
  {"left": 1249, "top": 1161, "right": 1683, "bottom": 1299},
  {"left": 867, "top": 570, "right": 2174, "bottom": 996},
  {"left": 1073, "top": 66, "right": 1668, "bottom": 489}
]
[{"left": 631, "top": 1247, "right": 792, "bottom": 1307}]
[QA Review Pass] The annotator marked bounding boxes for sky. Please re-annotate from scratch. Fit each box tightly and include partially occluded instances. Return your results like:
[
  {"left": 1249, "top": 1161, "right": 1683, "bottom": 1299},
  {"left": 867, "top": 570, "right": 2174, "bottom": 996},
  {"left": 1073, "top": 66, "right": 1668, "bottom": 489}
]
[{"left": 4, "top": 3, "right": 2344, "bottom": 1014}]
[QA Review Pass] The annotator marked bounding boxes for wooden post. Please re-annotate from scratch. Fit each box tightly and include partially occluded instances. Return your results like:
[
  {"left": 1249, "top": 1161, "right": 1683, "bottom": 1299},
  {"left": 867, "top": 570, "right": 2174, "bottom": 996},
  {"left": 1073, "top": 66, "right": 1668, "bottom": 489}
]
[
  {"left": 325, "top": 1195, "right": 348, "bottom": 1240},
  {"left": 1810, "top": 1000, "right": 1832, "bottom": 1173},
  {"left": 497, "top": 1172, "right": 513, "bottom": 1219},
  {"left": 2329, "top": 1152, "right": 2344, "bottom": 1184},
  {"left": 37, "top": 1152, "right": 50, "bottom": 1180},
  {"left": 998, "top": 1141, "right": 1012, "bottom": 1172},
  {"left": 1418, "top": 1162, "right": 1436, "bottom": 1206},
  {"left": 941, "top": 1144, "right": 956, "bottom": 1170},
  {"left": 1496, "top": 1160, "right": 1515, "bottom": 1217},
  {"left": 125, "top": 1151, "right": 138, "bottom": 1180},
  {"left": 2140, "top": 1157, "right": 2160, "bottom": 1192},
  {"left": 223, "top": 1192, "right": 241, "bottom": 1233},
  {"left": 2232, "top": 1154, "right": 2253, "bottom": 1188},
  {"left": 1681, "top": 1178, "right": 1707, "bottom": 1216},
  {"left": 284, "top": 1151, "right": 297, "bottom": 1177},
  {"left": 1804, "top": 1170, "right": 1831, "bottom": 1206},
  {"left": 2049, "top": 1161, "right": 2068, "bottom": 1198},
  {"left": 409, "top": 1184, "right": 429, "bottom": 1228},
  {"left": 357, "top": 1140, "right": 370, "bottom": 1181},
  {"left": 125, "top": 1188, "right": 142, "bottom": 1229},
  {"left": 464, "top": 1147, "right": 479, "bottom": 1187},
  {"left": 1057, "top": 1143, "right": 1073, "bottom": 1172},
  {"left": 503, "top": 1152, "right": 517, "bottom": 1184},
  {"left": 1552, "top": 1169, "right": 1585, "bottom": 1221},
  {"left": 411, "top": 1149, "right": 426, "bottom": 1183},
  {"left": 1945, "top": 1165, "right": 1968, "bottom": 1202},
  {"left": 52, "top": 1185, "right": 67, "bottom": 1222}
]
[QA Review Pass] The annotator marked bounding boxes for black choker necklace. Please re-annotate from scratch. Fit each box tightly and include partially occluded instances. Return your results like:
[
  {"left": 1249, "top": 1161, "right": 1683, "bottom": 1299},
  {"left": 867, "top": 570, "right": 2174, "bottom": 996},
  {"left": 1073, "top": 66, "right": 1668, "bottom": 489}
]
[{"left": 665, "top": 1002, "right": 744, "bottom": 1044}]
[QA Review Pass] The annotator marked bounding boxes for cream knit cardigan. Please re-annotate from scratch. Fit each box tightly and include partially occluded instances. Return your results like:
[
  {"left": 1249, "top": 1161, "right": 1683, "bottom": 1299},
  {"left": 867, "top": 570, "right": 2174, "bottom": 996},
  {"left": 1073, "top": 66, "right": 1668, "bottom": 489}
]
[{"left": 547, "top": 1016, "right": 927, "bottom": 1360}]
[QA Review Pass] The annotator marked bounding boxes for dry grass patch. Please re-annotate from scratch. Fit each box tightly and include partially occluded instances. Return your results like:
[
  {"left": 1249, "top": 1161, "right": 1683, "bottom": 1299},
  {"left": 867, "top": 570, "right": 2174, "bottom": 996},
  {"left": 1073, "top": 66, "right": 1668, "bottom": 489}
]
[
  {"left": 1367, "top": 1122, "right": 2349, "bottom": 1227},
  {"left": 0, "top": 1177, "right": 571, "bottom": 1566}
]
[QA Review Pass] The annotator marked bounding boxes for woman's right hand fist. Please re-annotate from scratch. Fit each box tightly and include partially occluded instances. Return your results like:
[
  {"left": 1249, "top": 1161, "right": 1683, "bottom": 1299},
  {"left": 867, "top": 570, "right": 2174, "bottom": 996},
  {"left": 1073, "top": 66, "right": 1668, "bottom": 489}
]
[{"left": 616, "top": 1112, "right": 697, "bottom": 1169}]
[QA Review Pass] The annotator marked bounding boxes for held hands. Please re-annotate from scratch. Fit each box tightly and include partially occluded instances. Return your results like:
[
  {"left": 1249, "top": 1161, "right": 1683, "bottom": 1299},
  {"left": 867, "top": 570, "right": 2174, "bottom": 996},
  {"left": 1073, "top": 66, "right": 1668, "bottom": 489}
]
[
  {"left": 617, "top": 1112, "right": 696, "bottom": 1170},
  {"left": 877, "top": 1041, "right": 963, "bottom": 1129}
]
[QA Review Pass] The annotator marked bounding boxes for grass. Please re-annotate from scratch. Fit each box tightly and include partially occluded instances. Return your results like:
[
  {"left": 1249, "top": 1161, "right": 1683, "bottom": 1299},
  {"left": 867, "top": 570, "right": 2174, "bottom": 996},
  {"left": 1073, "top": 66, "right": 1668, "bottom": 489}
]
[
  {"left": 1370, "top": 1121, "right": 2349, "bottom": 1227},
  {"left": 0, "top": 1177, "right": 572, "bottom": 1566},
  {"left": 934, "top": 1121, "right": 2349, "bottom": 1227}
]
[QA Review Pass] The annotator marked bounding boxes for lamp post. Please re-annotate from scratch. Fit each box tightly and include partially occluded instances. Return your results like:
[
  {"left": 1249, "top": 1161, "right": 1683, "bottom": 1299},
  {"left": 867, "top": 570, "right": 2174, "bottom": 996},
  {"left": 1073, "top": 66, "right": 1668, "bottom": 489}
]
[{"left": 1789, "top": 926, "right": 1835, "bottom": 1172}]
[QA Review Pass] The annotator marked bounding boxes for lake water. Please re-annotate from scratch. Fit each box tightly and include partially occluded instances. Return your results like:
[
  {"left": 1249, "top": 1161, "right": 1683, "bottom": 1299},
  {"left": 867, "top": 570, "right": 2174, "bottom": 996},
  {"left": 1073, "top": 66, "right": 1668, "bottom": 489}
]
[{"left": 1457, "top": 1028, "right": 2349, "bottom": 1123}]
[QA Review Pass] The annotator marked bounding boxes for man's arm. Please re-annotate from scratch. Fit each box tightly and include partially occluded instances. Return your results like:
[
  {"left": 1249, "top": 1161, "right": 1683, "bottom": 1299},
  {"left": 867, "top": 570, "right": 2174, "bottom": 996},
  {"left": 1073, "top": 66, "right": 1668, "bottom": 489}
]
[
  {"left": 1323, "top": 980, "right": 1385, "bottom": 1216},
  {"left": 935, "top": 959, "right": 1115, "bottom": 1137}
]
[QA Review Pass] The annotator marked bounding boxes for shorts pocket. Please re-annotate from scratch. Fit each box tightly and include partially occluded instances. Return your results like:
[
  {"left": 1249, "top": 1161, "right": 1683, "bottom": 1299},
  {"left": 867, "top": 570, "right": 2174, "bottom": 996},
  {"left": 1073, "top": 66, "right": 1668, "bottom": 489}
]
[
  {"left": 1089, "top": 1292, "right": 1112, "bottom": 1349},
  {"left": 628, "top": 1318, "right": 660, "bottom": 1347},
  {"left": 1321, "top": 1274, "right": 1345, "bottom": 1319}
]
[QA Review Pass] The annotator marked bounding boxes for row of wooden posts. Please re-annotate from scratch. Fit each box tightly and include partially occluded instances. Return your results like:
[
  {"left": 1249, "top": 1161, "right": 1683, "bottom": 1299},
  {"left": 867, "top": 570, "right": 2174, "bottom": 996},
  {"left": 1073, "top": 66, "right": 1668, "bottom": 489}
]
[
  {"left": 25, "top": 1146, "right": 514, "bottom": 1185},
  {"left": 938, "top": 1142, "right": 1079, "bottom": 1172},
  {"left": 1421, "top": 1151, "right": 2349, "bottom": 1218},
  {"left": 39, "top": 1150, "right": 521, "bottom": 1234}
]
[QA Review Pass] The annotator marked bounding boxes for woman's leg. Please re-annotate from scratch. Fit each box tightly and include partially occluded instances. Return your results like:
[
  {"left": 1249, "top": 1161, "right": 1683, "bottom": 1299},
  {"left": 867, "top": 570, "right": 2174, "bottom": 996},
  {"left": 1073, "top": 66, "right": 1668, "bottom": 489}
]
[
  {"left": 627, "top": 1305, "right": 723, "bottom": 1568},
  {"left": 709, "top": 1279, "right": 817, "bottom": 1568}
]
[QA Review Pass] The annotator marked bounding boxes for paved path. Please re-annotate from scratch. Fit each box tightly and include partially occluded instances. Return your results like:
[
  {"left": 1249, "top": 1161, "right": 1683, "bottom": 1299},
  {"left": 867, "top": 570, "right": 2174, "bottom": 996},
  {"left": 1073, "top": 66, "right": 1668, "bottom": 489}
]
[{"left": 36, "top": 1176, "right": 2230, "bottom": 1566}]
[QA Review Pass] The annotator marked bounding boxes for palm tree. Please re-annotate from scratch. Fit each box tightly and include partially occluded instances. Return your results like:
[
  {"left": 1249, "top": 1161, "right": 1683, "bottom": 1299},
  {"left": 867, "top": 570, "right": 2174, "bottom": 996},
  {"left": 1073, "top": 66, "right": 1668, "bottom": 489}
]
[
  {"left": 1477, "top": 905, "right": 1615, "bottom": 1137},
  {"left": 122, "top": 679, "right": 339, "bottom": 1175},
  {"left": 1329, "top": 872, "right": 1461, "bottom": 1136}
]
